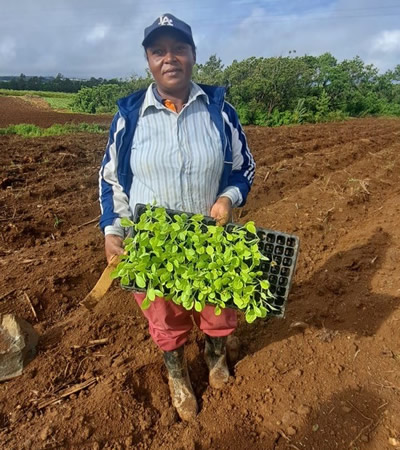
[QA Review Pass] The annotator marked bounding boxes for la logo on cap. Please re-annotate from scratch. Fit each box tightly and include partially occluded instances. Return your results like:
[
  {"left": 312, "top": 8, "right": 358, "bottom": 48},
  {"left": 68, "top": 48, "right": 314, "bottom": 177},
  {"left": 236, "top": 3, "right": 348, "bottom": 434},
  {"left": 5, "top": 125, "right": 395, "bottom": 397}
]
[{"left": 158, "top": 15, "right": 174, "bottom": 26}]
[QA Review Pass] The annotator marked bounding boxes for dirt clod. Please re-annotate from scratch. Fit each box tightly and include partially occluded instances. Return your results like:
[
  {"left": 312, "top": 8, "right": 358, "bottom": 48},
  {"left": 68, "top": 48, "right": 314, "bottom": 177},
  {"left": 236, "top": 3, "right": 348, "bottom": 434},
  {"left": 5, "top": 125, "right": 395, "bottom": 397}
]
[
  {"left": 160, "top": 407, "right": 177, "bottom": 427},
  {"left": 39, "top": 425, "right": 53, "bottom": 441},
  {"left": 297, "top": 405, "right": 311, "bottom": 416},
  {"left": 282, "top": 411, "right": 298, "bottom": 426}
]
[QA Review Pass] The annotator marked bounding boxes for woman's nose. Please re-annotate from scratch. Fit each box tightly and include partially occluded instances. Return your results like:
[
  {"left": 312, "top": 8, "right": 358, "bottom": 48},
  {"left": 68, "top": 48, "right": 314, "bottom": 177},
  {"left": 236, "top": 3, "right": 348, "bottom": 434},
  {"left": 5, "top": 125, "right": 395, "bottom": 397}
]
[{"left": 164, "top": 50, "right": 177, "bottom": 62}]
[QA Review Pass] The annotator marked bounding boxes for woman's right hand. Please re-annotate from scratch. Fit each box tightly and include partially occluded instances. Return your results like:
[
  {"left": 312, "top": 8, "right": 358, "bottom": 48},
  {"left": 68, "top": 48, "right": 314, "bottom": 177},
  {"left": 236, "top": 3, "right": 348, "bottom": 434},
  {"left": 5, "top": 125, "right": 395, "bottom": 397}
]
[{"left": 105, "top": 234, "right": 124, "bottom": 264}]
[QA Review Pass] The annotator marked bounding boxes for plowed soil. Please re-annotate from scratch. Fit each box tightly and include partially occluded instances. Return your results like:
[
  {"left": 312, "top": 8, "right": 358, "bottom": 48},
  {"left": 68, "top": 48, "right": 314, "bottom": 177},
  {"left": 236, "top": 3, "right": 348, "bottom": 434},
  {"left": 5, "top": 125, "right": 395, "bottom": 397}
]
[
  {"left": 0, "top": 99, "right": 399, "bottom": 450},
  {"left": 0, "top": 96, "right": 112, "bottom": 128}
]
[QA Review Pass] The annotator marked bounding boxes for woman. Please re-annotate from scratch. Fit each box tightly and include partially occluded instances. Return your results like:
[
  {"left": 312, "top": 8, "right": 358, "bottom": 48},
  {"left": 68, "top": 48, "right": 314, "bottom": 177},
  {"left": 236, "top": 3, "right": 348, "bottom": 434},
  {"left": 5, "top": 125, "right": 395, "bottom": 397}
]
[{"left": 99, "top": 13, "right": 255, "bottom": 421}]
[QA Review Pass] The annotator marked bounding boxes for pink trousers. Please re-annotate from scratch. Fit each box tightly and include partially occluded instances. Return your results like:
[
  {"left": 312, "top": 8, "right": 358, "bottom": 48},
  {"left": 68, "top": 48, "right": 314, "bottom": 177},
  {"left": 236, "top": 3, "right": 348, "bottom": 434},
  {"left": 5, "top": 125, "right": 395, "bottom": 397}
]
[{"left": 134, "top": 293, "right": 237, "bottom": 351}]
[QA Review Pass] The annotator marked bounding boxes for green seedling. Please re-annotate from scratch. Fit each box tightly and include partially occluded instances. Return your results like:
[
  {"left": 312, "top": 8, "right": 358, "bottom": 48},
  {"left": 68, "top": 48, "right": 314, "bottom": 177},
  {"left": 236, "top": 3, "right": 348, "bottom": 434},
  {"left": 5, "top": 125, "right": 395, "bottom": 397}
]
[
  {"left": 111, "top": 205, "right": 277, "bottom": 323},
  {"left": 53, "top": 214, "right": 64, "bottom": 228}
]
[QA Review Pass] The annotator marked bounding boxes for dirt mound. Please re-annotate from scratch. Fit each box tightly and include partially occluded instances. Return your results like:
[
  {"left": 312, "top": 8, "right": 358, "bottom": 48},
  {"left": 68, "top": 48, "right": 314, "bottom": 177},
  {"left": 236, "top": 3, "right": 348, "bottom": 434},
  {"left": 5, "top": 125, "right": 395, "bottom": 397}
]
[
  {"left": 0, "top": 115, "right": 400, "bottom": 449},
  {"left": 0, "top": 96, "right": 112, "bottom": 128}
]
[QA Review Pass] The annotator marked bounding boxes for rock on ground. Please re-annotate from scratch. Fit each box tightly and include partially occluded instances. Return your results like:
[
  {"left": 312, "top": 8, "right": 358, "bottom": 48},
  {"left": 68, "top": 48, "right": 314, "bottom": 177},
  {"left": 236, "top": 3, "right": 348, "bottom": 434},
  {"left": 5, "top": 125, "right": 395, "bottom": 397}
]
[{"left": 0, "top": 314, "right": 39, "bottom": 382}]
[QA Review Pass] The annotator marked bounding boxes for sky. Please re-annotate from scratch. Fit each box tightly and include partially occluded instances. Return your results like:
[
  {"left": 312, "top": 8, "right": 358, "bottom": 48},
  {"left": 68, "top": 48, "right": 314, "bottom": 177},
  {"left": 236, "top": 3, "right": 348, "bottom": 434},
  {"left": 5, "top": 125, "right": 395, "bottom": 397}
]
[{"left": 1, "top": 0, "right": 400, "bottom": 79}]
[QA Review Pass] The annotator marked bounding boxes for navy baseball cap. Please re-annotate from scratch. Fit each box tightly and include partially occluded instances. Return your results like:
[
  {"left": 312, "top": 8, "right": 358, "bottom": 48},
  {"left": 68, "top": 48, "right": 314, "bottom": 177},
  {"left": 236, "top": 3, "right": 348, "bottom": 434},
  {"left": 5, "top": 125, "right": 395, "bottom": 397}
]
[{"left": 142, "top": 13, "right": 195, "bottom": 48}]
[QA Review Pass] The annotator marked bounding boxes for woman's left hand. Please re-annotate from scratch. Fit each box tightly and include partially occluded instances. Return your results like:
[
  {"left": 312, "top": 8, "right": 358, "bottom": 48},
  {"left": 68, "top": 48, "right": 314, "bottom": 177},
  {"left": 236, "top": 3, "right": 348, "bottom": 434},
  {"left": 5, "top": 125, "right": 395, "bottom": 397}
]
[{"left": 210, "top": 196, "right": 233, "bottom": 226}]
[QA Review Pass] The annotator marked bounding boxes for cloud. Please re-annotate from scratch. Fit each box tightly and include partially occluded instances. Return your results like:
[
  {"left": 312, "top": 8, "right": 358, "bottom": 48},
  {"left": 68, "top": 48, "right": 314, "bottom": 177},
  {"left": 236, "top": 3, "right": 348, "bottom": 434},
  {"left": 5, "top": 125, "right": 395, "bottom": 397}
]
[
  {"left": 1, "top": 0, "right": 400, "bottom": 77},
  {"left": 86, "top": 24, "right": 110, "bottom": 44},
  {"left": 0, "top": 37, "right": 16, "bottom": 63},
  {"left": 372, "top": 30, "right": 400, "bottom": 53},
  {"left": 212, "top": 0, "right": 400, "bottom": 74}
]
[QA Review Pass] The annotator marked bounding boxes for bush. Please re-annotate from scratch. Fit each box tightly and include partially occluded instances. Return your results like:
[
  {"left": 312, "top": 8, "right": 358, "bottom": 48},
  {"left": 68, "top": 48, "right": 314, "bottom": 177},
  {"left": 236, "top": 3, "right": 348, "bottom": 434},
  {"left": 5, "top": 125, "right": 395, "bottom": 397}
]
[
  {"left": 72, "top": 85, "right": 128, "bottom": 114},
  {"left": 72, "top": 76, "right": 153, "bottom": 114},
  {"left": 315, "top": 90, "right": 331, "bottom": 123}
]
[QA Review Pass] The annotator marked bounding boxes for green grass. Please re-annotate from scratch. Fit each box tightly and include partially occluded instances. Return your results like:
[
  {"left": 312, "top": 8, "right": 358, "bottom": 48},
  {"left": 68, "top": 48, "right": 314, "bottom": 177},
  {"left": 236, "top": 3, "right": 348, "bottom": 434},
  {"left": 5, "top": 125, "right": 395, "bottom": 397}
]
[
  {"left": 0, "top": 89, "right": 74, "bottom": 99},
  {"left": 0, "top": 123, "right": 107, "bottom": 137},
  {"left": 0, "top": 89, "right": 76, "bottom": 111},
  {"left": 42, "top": 96, "right": 74, "bottom": 110}
]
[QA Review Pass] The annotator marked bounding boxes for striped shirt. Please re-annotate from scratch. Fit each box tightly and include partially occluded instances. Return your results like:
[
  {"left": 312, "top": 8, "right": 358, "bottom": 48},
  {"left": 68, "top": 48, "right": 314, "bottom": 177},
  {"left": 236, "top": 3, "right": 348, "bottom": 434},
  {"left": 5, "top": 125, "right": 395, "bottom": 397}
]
[{"left": 104, "top": 82, "right": 241, "bottom": 236}]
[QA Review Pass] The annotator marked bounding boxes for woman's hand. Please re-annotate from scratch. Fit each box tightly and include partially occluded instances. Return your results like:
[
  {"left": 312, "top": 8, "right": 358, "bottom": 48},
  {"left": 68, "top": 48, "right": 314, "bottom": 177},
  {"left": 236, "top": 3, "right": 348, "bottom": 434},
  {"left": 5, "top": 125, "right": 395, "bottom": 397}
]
[
  {"left": 105, "top": 234, "right": 124, "bottom": 264},
  {"left": 210, "top": 196, "right": 233, "bottom": 226}
]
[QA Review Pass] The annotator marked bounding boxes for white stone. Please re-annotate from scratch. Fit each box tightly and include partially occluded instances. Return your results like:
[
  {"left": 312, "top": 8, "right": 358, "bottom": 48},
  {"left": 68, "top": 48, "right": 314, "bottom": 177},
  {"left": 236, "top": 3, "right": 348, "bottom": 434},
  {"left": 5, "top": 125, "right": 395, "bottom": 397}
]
[{"left": 0, "top": 314, "right": 39, "bottom": 382}]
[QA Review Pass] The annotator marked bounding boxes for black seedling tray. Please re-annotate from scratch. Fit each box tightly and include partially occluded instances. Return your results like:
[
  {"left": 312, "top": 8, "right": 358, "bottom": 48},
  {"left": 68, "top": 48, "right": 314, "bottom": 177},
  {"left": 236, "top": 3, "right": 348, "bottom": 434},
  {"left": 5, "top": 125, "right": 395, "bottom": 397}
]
[
  {"left": 122, "top": 204, "right": 300, "bottom": 318},
  {"left": 226, "top": 223, "right": 300, "bottom": 317}
]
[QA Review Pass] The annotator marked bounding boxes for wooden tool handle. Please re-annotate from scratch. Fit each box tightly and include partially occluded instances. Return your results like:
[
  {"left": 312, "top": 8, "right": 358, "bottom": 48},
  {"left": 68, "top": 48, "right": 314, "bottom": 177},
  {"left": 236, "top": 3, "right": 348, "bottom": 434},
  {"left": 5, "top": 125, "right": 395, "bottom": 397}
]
[{"left": 80, "top": 255, "right": 120, "bottom": 310}]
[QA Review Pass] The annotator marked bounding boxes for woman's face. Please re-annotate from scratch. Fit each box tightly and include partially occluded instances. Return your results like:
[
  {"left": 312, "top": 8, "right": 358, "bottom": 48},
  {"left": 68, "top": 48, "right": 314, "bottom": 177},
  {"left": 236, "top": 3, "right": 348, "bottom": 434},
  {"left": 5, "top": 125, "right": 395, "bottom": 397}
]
[{"left": 146, "top": 32, "right": 195, "bottom": 96}]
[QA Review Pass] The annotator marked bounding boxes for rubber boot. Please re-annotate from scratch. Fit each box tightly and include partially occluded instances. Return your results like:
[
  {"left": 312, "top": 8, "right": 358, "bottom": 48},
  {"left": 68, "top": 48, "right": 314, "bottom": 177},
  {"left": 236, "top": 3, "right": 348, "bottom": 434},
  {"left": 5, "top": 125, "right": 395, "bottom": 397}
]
[
  {"left": 204, "top": 335, "right": 230, "bottom": 389},
  {"left": 226, "top": 334, "right": 240, "bottom": 365},
  {"left": 163, "top": 346, "right": 198, "bottom": 421}
]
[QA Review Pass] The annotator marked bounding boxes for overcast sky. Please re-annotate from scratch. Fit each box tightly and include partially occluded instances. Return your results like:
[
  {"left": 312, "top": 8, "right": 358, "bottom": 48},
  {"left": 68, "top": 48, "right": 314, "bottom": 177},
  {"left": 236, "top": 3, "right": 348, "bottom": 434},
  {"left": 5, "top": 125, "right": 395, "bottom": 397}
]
[{"left": 1, "top": 0, "right": 400, "bottom": 79}]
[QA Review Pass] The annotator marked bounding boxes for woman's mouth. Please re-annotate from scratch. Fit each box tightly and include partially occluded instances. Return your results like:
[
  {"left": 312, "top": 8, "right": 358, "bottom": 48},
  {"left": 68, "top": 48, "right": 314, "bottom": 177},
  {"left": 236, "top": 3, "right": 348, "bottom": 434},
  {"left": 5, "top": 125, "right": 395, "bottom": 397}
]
[{"left": 163, "top": 69, "right": 181, "bottom": 76}]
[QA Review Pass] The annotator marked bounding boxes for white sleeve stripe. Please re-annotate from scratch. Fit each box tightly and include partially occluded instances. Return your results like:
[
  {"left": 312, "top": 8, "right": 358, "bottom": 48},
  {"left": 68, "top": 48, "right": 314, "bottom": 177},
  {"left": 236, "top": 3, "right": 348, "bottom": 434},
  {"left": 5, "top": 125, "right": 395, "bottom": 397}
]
[
  {"left": 222, "top": 111, "right": 244, "bottom": 171},
  {"left": 224, "top": 102, "right": 254, "bottom": 177},
  {"left": 222, "top": 106, "right": 255, "bottom": 183},
  {"left": 240, "top": 121, "right": 255, "bottom": 180},
  {"left": 223, "top": 102, "right": 255, "bottom": 180}
]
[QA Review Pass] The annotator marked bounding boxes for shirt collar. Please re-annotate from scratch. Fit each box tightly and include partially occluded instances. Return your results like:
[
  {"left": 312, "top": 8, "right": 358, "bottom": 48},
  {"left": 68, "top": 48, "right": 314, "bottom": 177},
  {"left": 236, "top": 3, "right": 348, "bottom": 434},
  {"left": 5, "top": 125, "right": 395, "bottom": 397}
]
[{"left": 140, "top": 81, "right": 209, "bottom": 116}]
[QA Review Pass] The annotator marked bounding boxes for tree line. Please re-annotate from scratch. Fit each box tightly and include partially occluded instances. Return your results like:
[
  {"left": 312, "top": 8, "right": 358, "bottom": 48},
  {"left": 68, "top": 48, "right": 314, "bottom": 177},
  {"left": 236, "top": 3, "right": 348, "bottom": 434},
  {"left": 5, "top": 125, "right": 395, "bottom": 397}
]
[
  {"left": 3, "top": 53, "right": 400, "bottom": 125},
  {"left": 72, "top": 53, "right": 400, "bottom": 125},
  {"left": 0, "top": 73, "right": 121, "bottom": 93}
]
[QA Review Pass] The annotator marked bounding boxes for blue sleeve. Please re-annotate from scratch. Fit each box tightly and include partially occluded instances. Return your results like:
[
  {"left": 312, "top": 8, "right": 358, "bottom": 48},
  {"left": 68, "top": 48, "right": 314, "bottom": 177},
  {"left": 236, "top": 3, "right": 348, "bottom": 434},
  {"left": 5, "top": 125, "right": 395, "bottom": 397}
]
[
  {"left": 223, "top": 102, "right": 256, "bottom": 206},
  {"left": 99, "top": 112, "right": 131, "bottom": 233}
]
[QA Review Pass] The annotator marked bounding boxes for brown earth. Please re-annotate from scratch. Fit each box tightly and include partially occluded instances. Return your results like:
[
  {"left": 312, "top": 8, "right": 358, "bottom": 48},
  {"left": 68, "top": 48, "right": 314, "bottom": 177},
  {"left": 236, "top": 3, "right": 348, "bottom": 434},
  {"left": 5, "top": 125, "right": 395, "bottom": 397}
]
[
  {"left": 0, "top": 96, "right": 112, "bottom": 128},
  {"left": 0, "top": 99, "right": 399, "bottom": 450}
]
